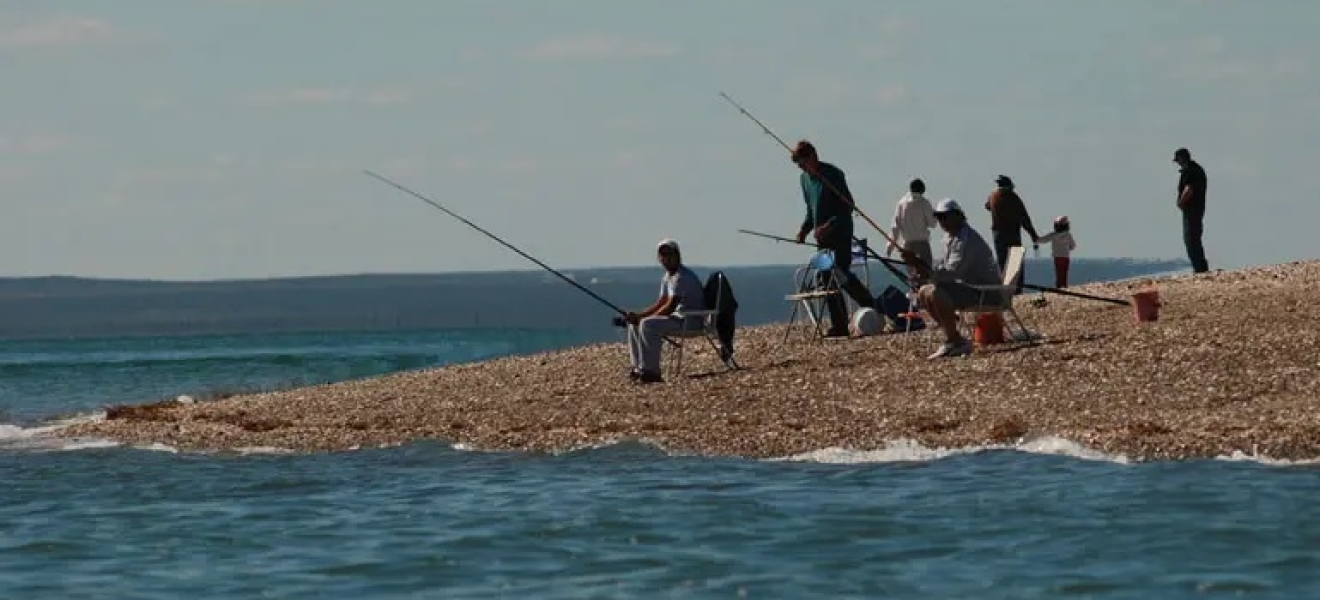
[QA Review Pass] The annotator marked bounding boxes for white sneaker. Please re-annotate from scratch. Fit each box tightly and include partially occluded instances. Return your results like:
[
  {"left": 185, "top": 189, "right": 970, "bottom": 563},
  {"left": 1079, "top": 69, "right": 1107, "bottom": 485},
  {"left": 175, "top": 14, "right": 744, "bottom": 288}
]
[{"left": 928, "top": 339, "right": 973, "bottom": 359}]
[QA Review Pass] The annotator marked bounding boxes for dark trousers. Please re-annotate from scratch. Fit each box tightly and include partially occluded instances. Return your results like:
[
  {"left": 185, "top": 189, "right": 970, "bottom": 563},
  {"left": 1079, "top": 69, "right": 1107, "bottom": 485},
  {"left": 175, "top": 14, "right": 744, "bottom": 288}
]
[
  {"left": 1182, "top": 210, "right": 1209, "bottom": 273},
  {"left": 992, "top": 232, "right": 1025, "bottom": 294},
  {"left": 818, "top": 238, "right": 873, "bottom": 334}
]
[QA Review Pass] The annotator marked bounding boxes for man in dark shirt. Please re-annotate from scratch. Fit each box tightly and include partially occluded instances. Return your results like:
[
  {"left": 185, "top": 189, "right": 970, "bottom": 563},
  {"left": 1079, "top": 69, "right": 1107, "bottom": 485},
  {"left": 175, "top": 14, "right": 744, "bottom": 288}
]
[
  {"left": 984, "top": 175, "right": 1039, "bottom": 294},
  {"left": 790, "top": 140, "right": 874, "bottom": 337},
  {"left": 1174, "top": 147, "right": 1209, "bottom": 273}
]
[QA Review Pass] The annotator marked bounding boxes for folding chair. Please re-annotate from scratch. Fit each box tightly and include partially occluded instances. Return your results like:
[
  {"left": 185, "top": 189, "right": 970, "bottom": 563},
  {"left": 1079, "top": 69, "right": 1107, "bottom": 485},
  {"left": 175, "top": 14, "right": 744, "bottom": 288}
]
[
  {"left": 664, "top": 272, "right": 737, "bottom": 377},
  {"left": 782, "top": 240, "right": 872, "bottom": 342},
  {"left": 957, "top": 246, "right": 1038, "bottom": 343},
  {"left": 783, "top": 249, "right": 836, "bottom": 341}
]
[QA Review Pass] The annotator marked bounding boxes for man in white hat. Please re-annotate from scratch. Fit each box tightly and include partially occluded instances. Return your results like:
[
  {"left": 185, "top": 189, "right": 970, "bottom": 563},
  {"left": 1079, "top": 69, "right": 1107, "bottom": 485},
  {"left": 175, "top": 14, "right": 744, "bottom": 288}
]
[
  {"left": 621, "top": 238, "right": 707, "bottom": 383},
  {"left": 901, "top": 199, "right": 1002, "bottom": 359}
]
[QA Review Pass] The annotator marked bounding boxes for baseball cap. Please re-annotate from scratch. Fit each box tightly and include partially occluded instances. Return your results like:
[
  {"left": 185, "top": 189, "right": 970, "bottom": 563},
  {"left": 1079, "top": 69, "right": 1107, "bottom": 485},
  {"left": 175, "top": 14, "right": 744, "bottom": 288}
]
[
  {"left": 1173, "top": 147, "right": 1190, "bottom": 161},
  {"left": 994, "top": 174, "right": 1014, "bottom": 187},
  {"left": 657, "top": 238, "right": 680, "bottom": 253},
  {"left": 933, "top": 198, "right": 962, "bottom": 214}
]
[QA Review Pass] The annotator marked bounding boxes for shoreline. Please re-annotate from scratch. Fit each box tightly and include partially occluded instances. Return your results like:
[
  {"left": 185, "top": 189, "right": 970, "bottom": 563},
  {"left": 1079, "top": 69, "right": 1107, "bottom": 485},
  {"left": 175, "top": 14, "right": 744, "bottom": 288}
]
[{"left": 53, "top": 260, "right": 1320, "bottom": 462}]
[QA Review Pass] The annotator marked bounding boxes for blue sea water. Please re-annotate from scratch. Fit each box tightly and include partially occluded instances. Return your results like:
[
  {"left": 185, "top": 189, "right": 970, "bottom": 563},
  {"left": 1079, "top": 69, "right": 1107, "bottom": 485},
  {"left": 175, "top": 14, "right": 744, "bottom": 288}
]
[{"left": 3, "top": 316, "right": 1319, "bottom": 597}]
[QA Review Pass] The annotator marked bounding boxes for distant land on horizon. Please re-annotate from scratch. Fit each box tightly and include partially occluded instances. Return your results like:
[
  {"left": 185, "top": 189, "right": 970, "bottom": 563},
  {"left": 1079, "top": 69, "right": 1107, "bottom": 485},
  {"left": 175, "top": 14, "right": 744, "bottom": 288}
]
[{"left": 0, "top": 257, "right": 1188, "bottom": 341}]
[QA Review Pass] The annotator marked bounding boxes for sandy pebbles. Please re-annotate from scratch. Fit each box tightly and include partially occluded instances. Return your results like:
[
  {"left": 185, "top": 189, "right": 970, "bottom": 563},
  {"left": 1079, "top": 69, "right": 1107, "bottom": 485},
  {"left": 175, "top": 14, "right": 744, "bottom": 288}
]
[{"left": 55, "top": 261, "right": 1320, "bottom": 462}]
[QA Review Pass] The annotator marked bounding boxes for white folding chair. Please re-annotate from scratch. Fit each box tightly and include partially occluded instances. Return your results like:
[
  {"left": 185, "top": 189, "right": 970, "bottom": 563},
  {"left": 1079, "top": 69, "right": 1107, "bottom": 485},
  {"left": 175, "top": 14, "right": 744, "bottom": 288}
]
[
  {"left": 664, "top": 272, "right": 736, "bottom": 377},
  {"left": 957, "top": 246, "right": 1038, "bottom": 343},
  {"left": 783, "top": 249, "right": 838, "bottom": 341}
]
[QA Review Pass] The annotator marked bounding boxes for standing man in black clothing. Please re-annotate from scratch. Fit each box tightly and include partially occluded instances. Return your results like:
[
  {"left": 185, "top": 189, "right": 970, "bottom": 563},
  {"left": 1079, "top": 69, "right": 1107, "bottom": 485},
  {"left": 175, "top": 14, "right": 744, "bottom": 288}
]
[
  {"left": 790, "top": 140, "right": 874, "bottom": 337},
  {"left": 984, "top": 174, "right": 1040, "bottom": 294},
  {"left": 1174, "top": 147, "right": 1209, "bottom": 273}
]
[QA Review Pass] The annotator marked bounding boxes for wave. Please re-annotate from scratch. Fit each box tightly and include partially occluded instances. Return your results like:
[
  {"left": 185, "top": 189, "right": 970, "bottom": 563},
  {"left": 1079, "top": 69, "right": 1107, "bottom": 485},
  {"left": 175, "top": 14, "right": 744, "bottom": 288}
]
[{"left": 11, "top": 420, "right": 1319, "bottom": 468}]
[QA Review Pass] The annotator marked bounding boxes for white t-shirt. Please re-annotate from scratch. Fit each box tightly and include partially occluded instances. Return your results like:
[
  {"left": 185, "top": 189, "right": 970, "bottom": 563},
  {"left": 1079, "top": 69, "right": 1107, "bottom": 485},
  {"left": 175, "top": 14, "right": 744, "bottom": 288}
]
[
  {"left": 890, "top": 192, "right": 938, "bottom": 244},
  {"left": 661, "top": 265, "right": 707, "bottom": 314},
  {"left": 1038, "top": 231, "right": 1076, "bottom": 258}
]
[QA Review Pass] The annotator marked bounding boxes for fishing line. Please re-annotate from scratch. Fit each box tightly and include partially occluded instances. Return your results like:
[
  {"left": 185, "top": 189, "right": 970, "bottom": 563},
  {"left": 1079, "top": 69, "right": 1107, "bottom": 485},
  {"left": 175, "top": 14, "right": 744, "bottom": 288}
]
[
  {"left": 362, "top": 170, "right": 630, "bottom": 317},
  {"left": 737, "top": 228, "right": 1131, "bottom": 307},
  {"left": 737, "top": 229, "right": 913, "bottom": 291},
  {"left": 717, "top": 92, "right": 910, "bottom": 262}
]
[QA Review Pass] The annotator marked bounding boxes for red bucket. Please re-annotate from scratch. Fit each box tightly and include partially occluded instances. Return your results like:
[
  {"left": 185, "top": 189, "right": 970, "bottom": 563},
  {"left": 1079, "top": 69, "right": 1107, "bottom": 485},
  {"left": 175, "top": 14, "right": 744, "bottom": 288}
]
[
  {"left": 974, "top": 312, "right": 1006, "bottom": 345},
  {"left": 1132, "top": 289, "right": 1161, "bottom": 323}
]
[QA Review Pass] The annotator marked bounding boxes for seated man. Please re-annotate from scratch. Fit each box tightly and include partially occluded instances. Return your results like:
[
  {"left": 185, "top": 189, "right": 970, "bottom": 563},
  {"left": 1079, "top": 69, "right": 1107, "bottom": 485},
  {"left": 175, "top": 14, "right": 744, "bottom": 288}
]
[
  {"left": 622, "top": 238, "right": 707, "bottom": 383},
  {"left": 901, "top": 198, "right": 1003, "bottom": 359}
]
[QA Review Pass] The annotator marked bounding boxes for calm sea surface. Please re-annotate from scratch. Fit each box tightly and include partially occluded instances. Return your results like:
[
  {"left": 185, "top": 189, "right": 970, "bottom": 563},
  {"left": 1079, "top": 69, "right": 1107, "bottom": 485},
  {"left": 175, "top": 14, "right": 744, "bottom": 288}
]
[{"left": 2, "top": 306, "right": 1318, "bottom": 597}]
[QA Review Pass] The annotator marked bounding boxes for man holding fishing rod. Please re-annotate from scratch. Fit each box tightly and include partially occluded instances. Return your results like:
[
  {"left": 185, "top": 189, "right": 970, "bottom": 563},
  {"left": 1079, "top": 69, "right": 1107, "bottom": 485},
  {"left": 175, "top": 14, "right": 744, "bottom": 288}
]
[
  {"left": 618, "top": 238, "right": 707, "bottom": 384},
  {"left": 900, "top": 199, "right": 1002, "bottom": 359},
  {"left": 790, "top": 140, "right": 876, "bottom": 338}
]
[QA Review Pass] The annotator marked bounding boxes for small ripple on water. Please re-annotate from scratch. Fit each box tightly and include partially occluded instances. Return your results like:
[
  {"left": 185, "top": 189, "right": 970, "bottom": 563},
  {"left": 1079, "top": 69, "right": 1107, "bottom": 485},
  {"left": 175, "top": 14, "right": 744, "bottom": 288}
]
[{"left": 1, "top": 440, "right": 1319, "bottom": 598}]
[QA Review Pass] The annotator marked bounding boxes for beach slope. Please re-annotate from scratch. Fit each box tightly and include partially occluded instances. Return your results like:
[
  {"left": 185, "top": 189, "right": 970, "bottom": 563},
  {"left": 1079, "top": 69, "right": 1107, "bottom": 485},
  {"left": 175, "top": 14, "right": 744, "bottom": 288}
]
[{"left": 56, "top": 261, "right": 1320, "bottom": 461}]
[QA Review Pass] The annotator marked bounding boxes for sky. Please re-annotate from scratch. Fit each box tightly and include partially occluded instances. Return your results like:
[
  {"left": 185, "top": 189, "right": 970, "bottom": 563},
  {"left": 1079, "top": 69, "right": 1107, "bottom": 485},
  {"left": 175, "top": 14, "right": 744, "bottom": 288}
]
[{"left": 2, "top": 0, "right": 1317, "bottom": 280}]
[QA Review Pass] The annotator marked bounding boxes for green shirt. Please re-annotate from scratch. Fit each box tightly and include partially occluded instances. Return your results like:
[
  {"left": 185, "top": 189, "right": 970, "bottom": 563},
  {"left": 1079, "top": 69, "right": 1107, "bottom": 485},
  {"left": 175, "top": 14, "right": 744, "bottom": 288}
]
[{"left": 798, "top": 162, "right": 855, "bottom": 244}]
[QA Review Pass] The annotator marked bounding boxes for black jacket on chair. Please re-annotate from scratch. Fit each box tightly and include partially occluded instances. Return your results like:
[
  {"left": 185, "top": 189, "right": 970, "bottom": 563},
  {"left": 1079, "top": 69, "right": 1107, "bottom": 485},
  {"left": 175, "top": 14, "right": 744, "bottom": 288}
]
[{"left": 702, "top": 271, "right": 738, "bottom": 357}]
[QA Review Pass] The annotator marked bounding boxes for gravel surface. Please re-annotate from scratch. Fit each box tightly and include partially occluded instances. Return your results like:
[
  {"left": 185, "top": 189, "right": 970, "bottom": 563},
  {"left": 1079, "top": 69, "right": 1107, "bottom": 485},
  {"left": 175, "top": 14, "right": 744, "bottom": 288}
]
[{"left": 54, "top": 261, "right": 1320, "bottom": 462}]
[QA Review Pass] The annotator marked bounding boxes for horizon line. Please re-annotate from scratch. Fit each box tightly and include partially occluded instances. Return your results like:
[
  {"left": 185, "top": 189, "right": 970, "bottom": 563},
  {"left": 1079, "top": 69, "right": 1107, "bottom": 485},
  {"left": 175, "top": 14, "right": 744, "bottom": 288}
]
[{"left": 0, "top": 256, "right": 1190, "bottom": 285}]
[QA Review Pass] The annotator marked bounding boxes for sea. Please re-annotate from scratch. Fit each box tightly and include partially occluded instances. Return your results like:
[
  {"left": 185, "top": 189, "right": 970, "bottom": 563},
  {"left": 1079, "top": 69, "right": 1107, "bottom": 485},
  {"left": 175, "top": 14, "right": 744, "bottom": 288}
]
[{"left": 2, "top": 260, "right": 1318, "bottom": 599}]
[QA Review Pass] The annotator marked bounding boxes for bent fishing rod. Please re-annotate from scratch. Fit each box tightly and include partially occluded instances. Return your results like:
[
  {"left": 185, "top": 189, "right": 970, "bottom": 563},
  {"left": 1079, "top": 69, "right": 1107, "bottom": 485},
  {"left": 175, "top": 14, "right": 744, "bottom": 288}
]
[
  {"left": 718, "top": 92, "right": 922, "bottom": 270},
  {"left": 362, "top": 170, "right": 630, "bottom": 317},
  {"left": 737, "top": 228, "right": 1132, "bottom": 307},
  {"left": 735, "top": 229, "right": 914, "bottom": 290}
]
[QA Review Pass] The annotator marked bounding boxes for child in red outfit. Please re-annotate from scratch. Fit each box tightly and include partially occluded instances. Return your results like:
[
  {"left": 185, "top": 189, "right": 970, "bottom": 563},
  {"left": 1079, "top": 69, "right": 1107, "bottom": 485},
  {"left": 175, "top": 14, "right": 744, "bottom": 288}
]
[{"left": 1037, "top": 216, "right": 1076, "bottom": 288}]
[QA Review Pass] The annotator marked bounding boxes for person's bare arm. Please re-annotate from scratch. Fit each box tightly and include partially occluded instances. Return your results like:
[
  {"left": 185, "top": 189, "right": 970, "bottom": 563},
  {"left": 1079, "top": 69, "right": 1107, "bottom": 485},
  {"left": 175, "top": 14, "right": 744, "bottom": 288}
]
[
  {"left": 652, "top": 294, "right": 679, "bottom": 317},
  {"left": 1017, "top": 196, "right": 1040, "bottom": 242},
  {"left": 628, "top": 291, "right": 670, "bottom": 324}
]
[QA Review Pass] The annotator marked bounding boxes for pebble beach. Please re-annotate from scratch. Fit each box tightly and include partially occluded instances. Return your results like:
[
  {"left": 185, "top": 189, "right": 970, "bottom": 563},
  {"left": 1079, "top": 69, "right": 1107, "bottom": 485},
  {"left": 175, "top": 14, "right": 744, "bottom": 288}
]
[{"left": 56, "top": 260, "right": 1320, "bottom": 462}]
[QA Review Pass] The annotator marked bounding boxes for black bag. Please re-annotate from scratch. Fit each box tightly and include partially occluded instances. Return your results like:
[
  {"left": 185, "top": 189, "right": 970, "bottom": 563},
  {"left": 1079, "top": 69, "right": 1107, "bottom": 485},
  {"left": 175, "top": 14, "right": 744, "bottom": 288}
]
[
  {"left": 702, "top": 271, "right": 739, "bottom": 367},
  {"left": 876, "top": 284, "right": 925, "bottom": 332}
]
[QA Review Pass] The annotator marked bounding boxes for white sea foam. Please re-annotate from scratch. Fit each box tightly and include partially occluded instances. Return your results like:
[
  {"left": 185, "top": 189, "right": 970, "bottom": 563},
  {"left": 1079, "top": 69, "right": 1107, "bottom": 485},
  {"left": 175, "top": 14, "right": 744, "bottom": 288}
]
[
  {"left": 8, "top": 419, "right": 1318, "bottom": 467},
  {"left": 0, "top": 412, "right": 111, "bottom": 452},
  {"left": 772, "top": 435, "right": 1320, "bottom": 468},
  {"left": 772, "top": 435, "right": 1131, "bottom": 465}
]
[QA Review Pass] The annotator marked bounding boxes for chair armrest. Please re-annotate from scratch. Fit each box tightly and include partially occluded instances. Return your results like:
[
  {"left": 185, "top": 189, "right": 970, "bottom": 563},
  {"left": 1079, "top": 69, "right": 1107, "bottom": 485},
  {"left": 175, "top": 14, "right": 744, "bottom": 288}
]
[{"left": 673, "top": 309, "right": 718, "bottom": 319}]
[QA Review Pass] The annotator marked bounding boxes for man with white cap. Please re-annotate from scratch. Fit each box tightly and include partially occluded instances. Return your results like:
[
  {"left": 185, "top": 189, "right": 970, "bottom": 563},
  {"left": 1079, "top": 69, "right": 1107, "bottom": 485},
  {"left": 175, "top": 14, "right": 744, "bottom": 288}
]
[
  {"left": 901, "top": 198, "right": 1002, "bottom": 359},
  {"left": 621, "top": 238, "right": 707, "bottom": 383}
]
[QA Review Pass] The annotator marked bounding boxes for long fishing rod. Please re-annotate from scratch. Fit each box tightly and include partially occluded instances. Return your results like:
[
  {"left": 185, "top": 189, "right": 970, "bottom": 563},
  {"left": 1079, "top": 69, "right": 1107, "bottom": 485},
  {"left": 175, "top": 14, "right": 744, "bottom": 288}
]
[
  {"left": 718, "top": 92, "right": 914, "bottom": 267},
  {"left": 736, "top": 229, "right": 914, "bottom": 291},
  {"left": 362, "top": 170, "right": 629, "bottom": 317},
  {"left": 738, "top": 228, "right": 1132, "bottom": 307}
]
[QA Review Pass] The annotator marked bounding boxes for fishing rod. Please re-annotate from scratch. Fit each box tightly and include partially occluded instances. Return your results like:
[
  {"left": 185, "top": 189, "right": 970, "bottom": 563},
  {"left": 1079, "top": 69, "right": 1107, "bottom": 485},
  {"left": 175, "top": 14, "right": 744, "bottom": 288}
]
[
  {"left": 736, "top": 229, "right": 914, "bottom": 291},
  {"left": 737, "top": 228, "right": 1132, "bottom": 307},
  {"left": 718, "top": 92, "right": 917, "bottom": 268},
  {"left": 362, "top": 170, "right": 630, "bottom": 317}
]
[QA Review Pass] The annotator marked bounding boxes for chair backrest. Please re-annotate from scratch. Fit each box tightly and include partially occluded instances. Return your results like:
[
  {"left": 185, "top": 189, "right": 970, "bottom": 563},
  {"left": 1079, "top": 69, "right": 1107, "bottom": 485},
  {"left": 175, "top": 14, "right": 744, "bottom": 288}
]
[
  {"left": 850, "top": 239, "right": 870, "bottom": 267},
  {"left": 1002, "top": 246, "right": 1026, "bottom": 287},
  {"left": 808, "top": 249, "right": 834, "bottom": 271},
  {"left": 708, "top": 272, "right": 723, "bottom": 317}
]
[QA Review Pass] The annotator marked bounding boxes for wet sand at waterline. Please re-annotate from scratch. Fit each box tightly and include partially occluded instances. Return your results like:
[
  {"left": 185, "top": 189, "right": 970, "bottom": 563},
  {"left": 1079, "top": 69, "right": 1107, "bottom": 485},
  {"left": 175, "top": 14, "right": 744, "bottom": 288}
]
[{"left": 55, "top": 261, "right": 1320, "bottom": 461}]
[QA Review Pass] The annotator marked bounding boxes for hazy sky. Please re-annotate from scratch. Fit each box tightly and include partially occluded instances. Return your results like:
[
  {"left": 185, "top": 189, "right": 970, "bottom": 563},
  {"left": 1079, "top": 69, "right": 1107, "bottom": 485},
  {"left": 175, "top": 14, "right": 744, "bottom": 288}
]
[{"left": 2, "top": 0, "right": 1316, "bottom": 280}]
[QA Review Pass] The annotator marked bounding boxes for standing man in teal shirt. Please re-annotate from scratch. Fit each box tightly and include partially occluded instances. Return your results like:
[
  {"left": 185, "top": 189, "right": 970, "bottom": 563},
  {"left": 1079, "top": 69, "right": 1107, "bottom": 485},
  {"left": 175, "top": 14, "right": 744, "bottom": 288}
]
[{"left": 791, "top": 140, "right": 875, "bottom": 337}]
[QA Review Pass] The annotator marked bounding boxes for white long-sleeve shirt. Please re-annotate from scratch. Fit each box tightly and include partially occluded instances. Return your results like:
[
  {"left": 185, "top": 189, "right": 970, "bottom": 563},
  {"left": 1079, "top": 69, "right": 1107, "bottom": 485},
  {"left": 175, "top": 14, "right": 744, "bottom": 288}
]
[
  {"left": 1037, "top": 231, "right": 1076, "bottom": 257},
  {"left": 890, "top": 192, "right": 937, "bottom": 245}
]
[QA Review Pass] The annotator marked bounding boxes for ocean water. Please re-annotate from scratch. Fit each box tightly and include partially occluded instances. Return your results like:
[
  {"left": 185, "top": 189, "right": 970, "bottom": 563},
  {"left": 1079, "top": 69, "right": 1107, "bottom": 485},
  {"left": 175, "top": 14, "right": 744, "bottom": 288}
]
[{"left": 3, "top": 313, "right": 1319, "bottom": 597}]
